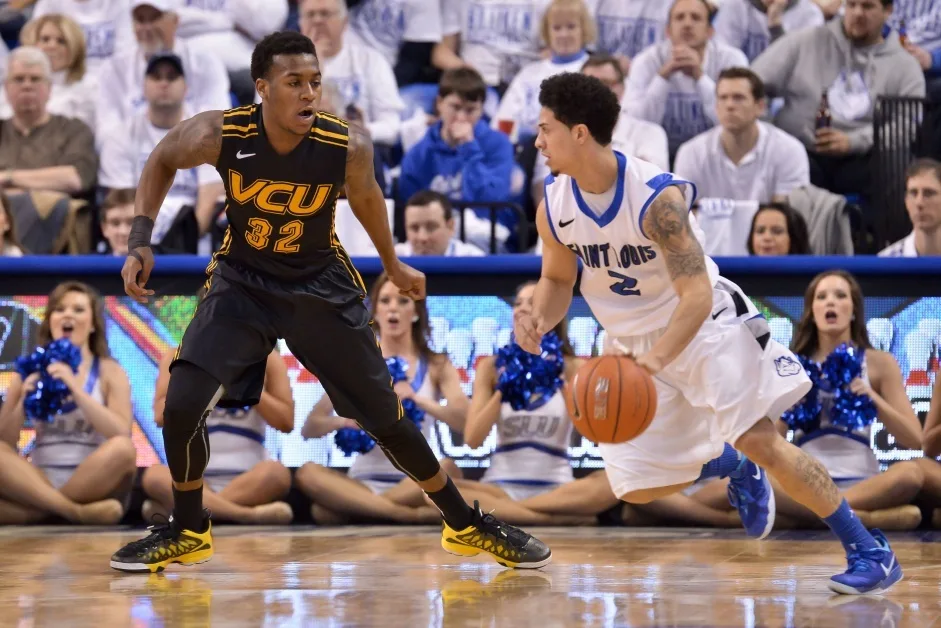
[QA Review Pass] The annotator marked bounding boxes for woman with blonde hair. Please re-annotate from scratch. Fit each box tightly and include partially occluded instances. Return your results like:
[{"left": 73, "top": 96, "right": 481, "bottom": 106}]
[
  {"left": 0, "top": 281, "right": 137, "bottom": 524},
  {"left": 0, "top": 13, "right": 97, "bottom": 130}
]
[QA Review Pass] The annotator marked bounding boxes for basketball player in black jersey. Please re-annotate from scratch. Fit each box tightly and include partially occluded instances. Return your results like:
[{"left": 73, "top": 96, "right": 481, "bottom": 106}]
[{"left": 109, "top": 32, "right": 550, "bottom": 573}]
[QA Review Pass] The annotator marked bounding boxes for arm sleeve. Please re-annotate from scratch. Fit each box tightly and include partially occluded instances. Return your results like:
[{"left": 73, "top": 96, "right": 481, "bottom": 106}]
[
  {"left": 458, "top": 135, "right": 514, "bottom": 202},
  {"left": 623, "top": 54, "right": 671, "bottom": 124},
  {"left": 751, "top": 32, "right": 803, "bottom": 98},
  {"left": 97, "top": 124, "right": 135, "bottom": 189}
]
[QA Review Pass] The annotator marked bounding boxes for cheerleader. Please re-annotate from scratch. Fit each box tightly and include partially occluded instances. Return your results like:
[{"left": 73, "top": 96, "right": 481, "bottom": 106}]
[
  {"left": 141, "top": 348, "right": 295, "bottom": 524},
  {"left": 295, "top": 273, "right": 469, "bottom": 524},
  {"left": 0, "top": 281, "right": 136, "bottom": 524},
  {"left": 920, "top": 374, "right": 941, "bottom": 527},
  {"left": 694, "top": 271, "right": 925, "bottom": 529},
  {"left": 452, "top": 282, "right": 741, "bottom": 527}
]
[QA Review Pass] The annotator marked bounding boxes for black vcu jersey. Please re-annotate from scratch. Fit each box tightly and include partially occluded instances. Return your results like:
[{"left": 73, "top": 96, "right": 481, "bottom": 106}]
[
  {"left": 211, "top": 103, "right": 361, "bottom": 284},
  {"left": 175, "top": 104, "right": 402, "bottom": 427}
]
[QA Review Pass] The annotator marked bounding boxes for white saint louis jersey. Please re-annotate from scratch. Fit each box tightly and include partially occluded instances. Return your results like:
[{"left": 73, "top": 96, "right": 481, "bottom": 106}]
[{"left": 543, "top": 151, "right": 720, "bottom": 336}]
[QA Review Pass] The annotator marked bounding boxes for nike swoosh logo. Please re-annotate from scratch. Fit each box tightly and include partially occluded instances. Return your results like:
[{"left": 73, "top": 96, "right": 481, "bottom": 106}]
[
  {"left": 558, "top": 218, "right": 575, "bottom": 228},
  {"left": 881, "top": 555, "right": 895, "bottom": 577},
  {"left": 236, "top": 151, "right": 256, "bottom": 159},
  {"left": 712, "top": 307, "right": 727, "bottom": 320},
  {"left": 752, "top": 468, "right": 762, "bottom": 480}
]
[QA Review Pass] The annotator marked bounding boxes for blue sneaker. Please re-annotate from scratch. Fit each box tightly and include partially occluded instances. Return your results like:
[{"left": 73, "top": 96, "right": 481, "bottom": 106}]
[
  {"left": 726, "top": 457, "right": 776, "bottom": 539},
  {"left": 829, "top": 530, "right": 903, "bottom": 595}
]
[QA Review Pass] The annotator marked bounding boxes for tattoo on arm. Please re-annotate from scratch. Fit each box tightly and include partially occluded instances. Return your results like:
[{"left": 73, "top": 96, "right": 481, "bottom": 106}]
[
  {"left": 794, "top": 450, "right": 841, "bottom": 506},
  {"left": 345, "top": 123, "right": 377, "bottom": 198},
  {"left": 159, "top": 110, "right": 222, "bottom": 171},
  {"left": 642, "top": 187, "right": 707, "bottom": 281}
]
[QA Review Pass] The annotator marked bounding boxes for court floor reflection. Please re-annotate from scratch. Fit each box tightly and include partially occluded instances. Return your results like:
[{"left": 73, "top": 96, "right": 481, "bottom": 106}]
[{"left": 1, "top": 526, "right": 939, "bottom": 627}]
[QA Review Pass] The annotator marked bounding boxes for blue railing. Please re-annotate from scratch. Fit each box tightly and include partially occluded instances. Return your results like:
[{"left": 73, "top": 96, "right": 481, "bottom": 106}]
[{"left": 0, "top": 255, "right": 939, "bottom": 276}]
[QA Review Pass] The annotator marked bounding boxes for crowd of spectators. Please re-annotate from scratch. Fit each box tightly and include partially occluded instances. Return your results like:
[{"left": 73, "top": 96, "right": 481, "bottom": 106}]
[{"left": 0, "top": 0, "right": 936, "bottom": 260}]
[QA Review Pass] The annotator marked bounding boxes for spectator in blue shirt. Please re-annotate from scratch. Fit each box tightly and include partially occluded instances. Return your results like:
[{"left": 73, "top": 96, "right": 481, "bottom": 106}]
[{"left": 397, "top": 67, "right": 515, "bottom": 251}]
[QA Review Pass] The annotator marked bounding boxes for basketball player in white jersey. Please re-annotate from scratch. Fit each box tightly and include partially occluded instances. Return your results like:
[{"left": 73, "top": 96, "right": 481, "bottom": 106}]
[
  {"left": 141, "top": 348, "right": 296, "bottom": 525},
  {"left": 296, "top": 273, "right": 469, "bottom": 525},
  {"left": 516, "top": 72, "right": 902, "bottom": 595}
]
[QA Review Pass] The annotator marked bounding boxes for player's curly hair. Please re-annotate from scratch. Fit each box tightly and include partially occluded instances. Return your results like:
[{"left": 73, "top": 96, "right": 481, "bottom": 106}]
[
  {"left": 538, "top": 72, "right": 620, "bottom": 146},
  {"left": 251, "top": 31, "right": 317, "bottom": 81}
]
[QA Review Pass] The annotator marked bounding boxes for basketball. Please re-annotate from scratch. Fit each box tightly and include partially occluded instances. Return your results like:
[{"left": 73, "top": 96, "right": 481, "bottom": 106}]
[{"left": 568, "top": 355, "right": 657, "bottom": 444}]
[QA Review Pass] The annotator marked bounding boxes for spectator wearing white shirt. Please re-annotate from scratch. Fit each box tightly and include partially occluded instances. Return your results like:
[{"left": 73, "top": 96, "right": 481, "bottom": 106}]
[
  {"left": 0, "top": 14, "right": 96, "bottom": 131},
  {"left": 30, "top": 0, "right": 134, "bottom": 82},
  {"left": 593, "top": 0, "right": 671, "bottom": 73},
  {"left": 349, "top": 0, "right": 455, "bottom": 84},
  {"left": 96, "top": 0, "right": 230, "bottom": 146},
  {"left": 493, "top": 0, "right": 593, "bottom": 139},
  {"left": 395, "top": 190, "right": 486, "bottom": 257},
  {"left": 880, "top": 158, "right": 941, "bottom": 257},
  {"left": 176, "top": 0, "right": 289, "bottom": 74},
  {"left": 98, "top": 53, "right": 224, "bottom": 253},
  {"left": 674, "top": 67, "right": 809, "bottom": 204},
  {"left": 714, "top": 0, "right": 824, "bottom": 61},
  {"left": 442, "top": 0, "right": 555, "bottom": 88},
  {"left": 299, "top": 0, "right": 404, "bottom": 146},
  {"left": 624, "top": 0, "right": 748, "bottom": 155}
]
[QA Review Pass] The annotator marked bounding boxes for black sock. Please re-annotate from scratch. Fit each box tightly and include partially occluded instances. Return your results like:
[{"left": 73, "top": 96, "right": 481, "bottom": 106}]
[
  {"left": 172, "top": 485, "right": 206, "bottom": 532},
  {"left": 426, "top": 477, "right": 474, "bottom": 530}
]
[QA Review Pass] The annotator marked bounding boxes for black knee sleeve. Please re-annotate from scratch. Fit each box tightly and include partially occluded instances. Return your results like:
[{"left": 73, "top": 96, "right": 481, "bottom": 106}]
[
  {"left": 368, "top": 418, "right": 441, "bottom": 483},
  {"left": 162, "top": 361, "right": 224, "bottom": 484}
]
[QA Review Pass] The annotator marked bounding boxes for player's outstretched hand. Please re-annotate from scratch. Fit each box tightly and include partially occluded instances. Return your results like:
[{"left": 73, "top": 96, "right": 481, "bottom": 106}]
[
  {"left": 388, "top": 262, "right": 426, "bottom": 300},
  {"left": 514, "top": 311, "right": 545, "bottom": 355},
  {"left": 121, "top": 246, "right": 155, "bottom": 304}
]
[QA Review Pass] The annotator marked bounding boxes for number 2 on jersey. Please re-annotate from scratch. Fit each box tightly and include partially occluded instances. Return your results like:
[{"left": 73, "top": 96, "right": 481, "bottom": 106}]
[
  {"left": 608, "top": 270, "right": 641, "bottom": 296},
  {"left": 245, "top": 218, "right": 304, "bottom": 253}
]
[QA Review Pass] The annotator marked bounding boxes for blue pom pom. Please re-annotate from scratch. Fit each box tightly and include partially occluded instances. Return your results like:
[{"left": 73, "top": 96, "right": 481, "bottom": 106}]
[
  {"left": 780, "top": 354, "right": 822, "bottom": 432},
  {"left": 334, "top": 427, "right": 376, "bottom": 456},
  {"left": 821, "top": 343, "right": 878, "bottom": 431},
  {"left": 495, "top": 332, "right": 565, "bottom": 411},
  {"left": 15, "top": 339, "right": 82, "bottom": 423}
]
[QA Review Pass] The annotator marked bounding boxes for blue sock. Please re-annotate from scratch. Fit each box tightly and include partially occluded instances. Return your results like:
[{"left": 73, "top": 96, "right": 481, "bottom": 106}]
[
  {"left": 697, "top": 443, "right": 742, "bottom": 481},
  {"left": 823, "top": 499, "right": 878, "bottom": 552}
]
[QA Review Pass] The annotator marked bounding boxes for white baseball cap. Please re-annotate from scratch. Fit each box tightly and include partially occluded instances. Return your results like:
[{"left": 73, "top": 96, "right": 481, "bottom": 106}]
[{"left": 132, "top": 0, "right": 180, "bottom": 12}]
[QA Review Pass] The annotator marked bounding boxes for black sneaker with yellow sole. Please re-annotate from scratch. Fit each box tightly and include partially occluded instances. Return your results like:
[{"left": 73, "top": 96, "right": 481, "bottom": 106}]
[
  {"left": 110, "top": 512, "right": 213, "bottom": 573},
  {"left": 441, "top": 501, "right": 551, "bottom": 569}
]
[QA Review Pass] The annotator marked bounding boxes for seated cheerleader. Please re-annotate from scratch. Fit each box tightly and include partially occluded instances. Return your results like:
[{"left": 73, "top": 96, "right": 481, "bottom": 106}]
[
  {"left": 295, "top": 273, "right": 469, "bottom": 524},
  {"left": 693, "top": 271, "right": 925, "bottom": 530},
  {"left": 141, "top": 347, "right": 295, "bottom": 524},
  {"left": 0, "top": 282, "right": 137, "bottom": 524},
  {"left": 451, "top": 280, "right": 741, "bottom": 527},
  {"left": 919, "top": 374, "right": 941, "bottom": 527}
]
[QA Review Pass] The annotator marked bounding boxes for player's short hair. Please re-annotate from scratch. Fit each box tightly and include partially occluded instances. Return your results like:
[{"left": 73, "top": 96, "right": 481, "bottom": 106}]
[
  {"left": 438, "top": 67, "right": 487, "bottom": 103},
  {"left": 405, "top": 190, "right": 453, "bottom": 221},
  {"left": 581, "top": 53, "right": 625, "bottom": 84},
  {"left": 538, "top": 72, "right": 620, "bottom": 146},
  {"left": 717, "top": 67, "right": 765, "bottom": 101},
  {"left": 251, "top": 31, "right": 318, "bottom": 81},
  {"left": 905, "top": 158, "right": 941, "bottom": 185}
]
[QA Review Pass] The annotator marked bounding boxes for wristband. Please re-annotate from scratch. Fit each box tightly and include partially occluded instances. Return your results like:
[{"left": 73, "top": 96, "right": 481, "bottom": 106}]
[{"left": 128, "top": 215, "right": 155, "bottom": 251}]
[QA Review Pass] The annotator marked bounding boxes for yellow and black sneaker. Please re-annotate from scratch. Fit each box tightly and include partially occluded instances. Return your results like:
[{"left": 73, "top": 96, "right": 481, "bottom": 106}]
[
  {"left": 110, "top": 512, "right": 213, "bottom": 573},
  {"left": 441, "top": 501, "right": 551, "bottom": 569}
]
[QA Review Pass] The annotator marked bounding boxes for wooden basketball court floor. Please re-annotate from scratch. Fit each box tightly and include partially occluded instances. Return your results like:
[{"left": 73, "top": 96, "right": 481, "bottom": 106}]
[{"left": 2, "top": 526, "right": 940, "bottom": 628}]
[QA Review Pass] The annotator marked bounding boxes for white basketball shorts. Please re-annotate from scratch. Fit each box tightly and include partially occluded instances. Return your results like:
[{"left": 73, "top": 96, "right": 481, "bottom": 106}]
[{"left": 600, "top": 278, "right": 812, "bottom": 498}]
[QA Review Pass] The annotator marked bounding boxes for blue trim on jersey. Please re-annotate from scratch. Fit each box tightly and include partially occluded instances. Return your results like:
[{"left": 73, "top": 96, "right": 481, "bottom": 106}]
[
  {"left": 543, "top": 174, "right": 562, "bottom": 244},
  {"left": 795, "top": 427, "right": 871, "bottom": 448},
  {"left": 84, "top": 358, "right": 100, "bottom": 395},
  {"left": 411, "top": 357, "right": 427, "bottom": 393},
  {"left": 488, "top": 478, "right": 561, "bottom": 487},
  {"left": 492, "top": 441, "right": 569, "bottom": 459},
  {"left": 35, "top": 464, "right": 79, "bottom": 470},
  {"left": 206, "top": 424, "right": 265, "bottom": 444},
  {"left": 637, "top": 174, "right": 698, "bottom": 239},
  {"left": 570, "top": 151, "right": 627, "bottom": 228}
]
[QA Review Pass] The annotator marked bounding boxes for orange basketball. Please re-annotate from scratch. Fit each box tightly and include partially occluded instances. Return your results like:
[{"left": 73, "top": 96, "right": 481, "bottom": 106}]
[{"left": 567, "top": 355, "right": 657, "bottom": 444}]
